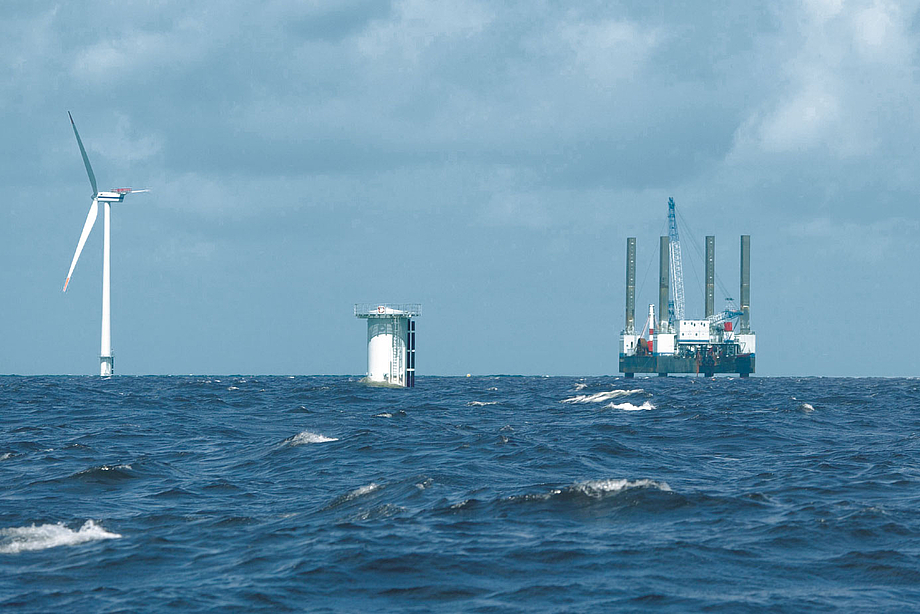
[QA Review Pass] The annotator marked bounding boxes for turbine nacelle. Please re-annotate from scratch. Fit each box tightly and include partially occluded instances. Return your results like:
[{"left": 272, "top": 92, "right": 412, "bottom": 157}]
[{"left": 97, "top": 188, "right": 149, "bottom": 203}]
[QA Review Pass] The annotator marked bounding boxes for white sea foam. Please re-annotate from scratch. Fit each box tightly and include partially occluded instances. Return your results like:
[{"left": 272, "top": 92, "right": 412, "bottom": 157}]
[
  {"left": 227, "top": 386, "right": 239, "bottom": 391},
  {"left": 345, "top": 483, "right": 380, "bottom": 500},
  {"left": 322, "top": 482, "right": 384, "bottom": 512},
  {"left": 350, "top": 504, "right": 405, "bottom": 521},
  {"left": 375, "top": 412, "right": 393, "bottom": 418},
  {"left": 0, "top": 453, "right": 12, "bottom": 461},
  {"left": 574, "top": 382, "right": 588, "bottom": 390},
  {"left": 290, "top": 430, "right": 338, "bottom": 445},
  {"left": 0, "top": 520, "right": 121, "bottom": 554},
  {"left": 467, "top": 401, "right": 497, "bottom": 407},
  {"left": 561, "top": 389, "right": 643, "bottom": 404},
  {"left": 799, "top": 403, "right": 815, "bottom": 412},
  {"left": 74, "top": 463, "right": 133, "bottom": 476},
  {"left": 606, "top": 401, "right": 655, "bottom": 411},
  {"left": 572, "top": 479, "right": 671, "bottom": 496}
]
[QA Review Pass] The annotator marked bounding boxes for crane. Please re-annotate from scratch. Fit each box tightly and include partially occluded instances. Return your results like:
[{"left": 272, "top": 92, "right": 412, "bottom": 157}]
[
  {"left": 667, "top": 197, "right": 685, "bottom": 326},
  {"left": 708, "top": 307, "right": 743, "bottom": 325}
]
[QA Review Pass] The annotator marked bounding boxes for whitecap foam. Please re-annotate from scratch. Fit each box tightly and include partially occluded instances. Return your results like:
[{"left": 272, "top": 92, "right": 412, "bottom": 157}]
[
  {"left": 561, "top": 389, "right": 643, "bottom": 404},
  {"left": 322, "top": 482, "right": 383, "bottom": 511},
  {"left": 375, "top": 412, "right": 393, "bottom": 418},
  {"left": 348, "top": 483, "right": 380, "bottom": 498},
  {"left": 350, "top": 503, "right": 405, "bottom": 521},
  {"left": 78, "top": 463, "right": 132, "bottom": 473},
  {"left": 467, "top": 401, "right": 497, "bottom": 407},
  {"left": 572, "top": 479, "right": 671, "bottom": 497},
  {"left": 415, "top": 478, "right": 433, "bottom": 490},
  {"left": 72, "top": 464, "right": 133, "bottom": 480},
  {"left": 289, "top": 430, "right": 338, "bottom": 445},
  {"left": 574, "top": 382, "right": 588, "bottom": 390},
  {"left": 799, "top": 403, "right": 815, "bottom": 412},
  {"left": 606, "top": 401, "right": 655, "bottom": 411},
  {"left": 0, "top": 453, "right": 12, "bottom": 461},
  {"left": 0, "top": 520, "right": 121, "bottom": 554}
]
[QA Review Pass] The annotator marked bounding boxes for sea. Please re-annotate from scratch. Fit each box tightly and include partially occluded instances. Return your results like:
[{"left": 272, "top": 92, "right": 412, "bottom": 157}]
[{"left": 1, "top": 375, "right": 919, "bottom": 612}]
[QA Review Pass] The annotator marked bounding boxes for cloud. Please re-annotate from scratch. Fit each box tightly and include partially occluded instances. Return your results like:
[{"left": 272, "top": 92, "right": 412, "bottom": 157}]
[
  {"left": 554, "top": 17, "right": 663, "bottom": 85},
  {"left": 5, "top": 0, "right": 920, "bottom": 375},
  {"left": 731, "top": 0, "right": 920, "bottom": 159},
  {"left": 355, "top": 0, "right": 493, "bottom": 64},
  {"left": 785, "top": 216, "right": 920, "bottom": 262}
]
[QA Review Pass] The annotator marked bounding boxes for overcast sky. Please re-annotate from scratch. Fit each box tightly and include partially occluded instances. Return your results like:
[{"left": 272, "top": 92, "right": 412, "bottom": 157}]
[{"left": 2, "top": 0, "right": 918, "bottom": 376}]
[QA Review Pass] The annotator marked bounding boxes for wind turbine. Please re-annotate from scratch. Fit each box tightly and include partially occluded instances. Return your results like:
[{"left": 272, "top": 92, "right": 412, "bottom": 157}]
[{"left": 63, "top": 112, "right": 148, "bottom": 376}]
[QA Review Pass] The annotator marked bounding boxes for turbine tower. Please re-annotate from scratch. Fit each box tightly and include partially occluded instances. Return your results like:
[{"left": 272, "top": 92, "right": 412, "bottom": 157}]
[{"left": 62, "top": 112, "right": 148, "bottom": 376}]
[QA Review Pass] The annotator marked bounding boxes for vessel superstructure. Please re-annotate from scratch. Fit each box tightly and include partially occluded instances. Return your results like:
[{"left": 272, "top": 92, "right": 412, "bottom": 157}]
[{"left": 619, "top": 200, "right": 755, "bottom": 377}]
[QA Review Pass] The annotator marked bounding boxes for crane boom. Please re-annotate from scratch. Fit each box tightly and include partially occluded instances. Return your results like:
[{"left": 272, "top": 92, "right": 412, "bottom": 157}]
[{"left": 667, "top": 197, "right": 685, "bottom": 324}]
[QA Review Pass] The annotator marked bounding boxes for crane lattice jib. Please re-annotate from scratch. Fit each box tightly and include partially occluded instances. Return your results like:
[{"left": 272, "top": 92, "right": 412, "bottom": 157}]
[
  {"left": 708, "top": 309, "right": 743, "bottom": 325},
  {"left": 667, "top": 197, "right": 685, "bottom": 322}
]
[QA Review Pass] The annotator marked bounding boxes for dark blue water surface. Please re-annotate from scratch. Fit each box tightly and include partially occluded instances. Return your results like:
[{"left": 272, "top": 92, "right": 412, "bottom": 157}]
[{"left": 2, "top": 376, "right": 920, "bottom": 612}]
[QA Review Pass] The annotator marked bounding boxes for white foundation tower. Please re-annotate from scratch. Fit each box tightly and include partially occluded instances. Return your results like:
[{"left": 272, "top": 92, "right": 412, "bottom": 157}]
[{"left": 354, "top": 303, "right": 420, "bottom": 387}]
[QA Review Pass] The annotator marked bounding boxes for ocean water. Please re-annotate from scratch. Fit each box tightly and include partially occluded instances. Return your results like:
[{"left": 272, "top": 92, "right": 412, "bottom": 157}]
[{"left": 1, "top": 375, "right": 919, "bottom": 612}]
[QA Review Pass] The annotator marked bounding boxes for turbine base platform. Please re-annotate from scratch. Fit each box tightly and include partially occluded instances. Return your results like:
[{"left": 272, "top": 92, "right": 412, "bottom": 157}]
[{"left": 100, "top": 355, "right": 114, "bottom": 376}]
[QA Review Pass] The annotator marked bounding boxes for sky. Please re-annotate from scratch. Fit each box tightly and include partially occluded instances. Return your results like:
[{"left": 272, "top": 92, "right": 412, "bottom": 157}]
[{"left": 1, "top": 0, "right": 919, "bottom": 376}]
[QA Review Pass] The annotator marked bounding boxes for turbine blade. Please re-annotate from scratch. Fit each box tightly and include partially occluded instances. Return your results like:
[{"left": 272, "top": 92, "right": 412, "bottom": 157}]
[
  {"left": 68, "top": 112, "right": 97, "bottom": 195},
  {"left": 63, "top": 198, "right": 99, "bottom": 292}
]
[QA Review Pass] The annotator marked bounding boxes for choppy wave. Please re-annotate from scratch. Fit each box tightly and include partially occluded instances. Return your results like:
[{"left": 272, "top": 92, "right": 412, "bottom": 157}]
[
  {"left": 569, "top": 478, "right": 671, "bottom": 496},
  {"left": 468, "top": 401, "right": 498, "bottom": 407},
  {"left": 374, "top": 410, "right": 407, "bottom": 418},
  {"left": 0, "top": 520, "right": 121, "bottom": 554},
  {"left": 415, "top": 478, "right": 433, "bottom": 490},
  {"left": 561, "top": 389, "right": 643, "bottom": 404},
  {"left": 606, "top": 400, "right": 655, "bottom": 411},
  {"left": 80, "top": 463, "right": 132, "bottom": 473},
  {"left": 289, "top": 430, "right": 338, "bottom": 445},
  {"left": 2, "top": 375, "right": 916, "bottom": 611},
  {"left": 322, "top": 482, "right": 382, "bottom": 511},
  {"left": 346, "top": 483, "right": 381, "bottom": 499},
  {"left": 492, "top": 478, "right": 673, "bottom": 509},
  {"left": 534, "top": 478, "right": 671, "bottom": 501},
  {"left": 64, "top": 464, "right": 135, "bottom": 483}
]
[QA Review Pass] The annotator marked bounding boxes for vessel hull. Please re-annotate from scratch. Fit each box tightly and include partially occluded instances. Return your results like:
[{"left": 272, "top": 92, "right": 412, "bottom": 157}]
[{"left": 620, "top": 353, "right": 754, "bottom": 377}]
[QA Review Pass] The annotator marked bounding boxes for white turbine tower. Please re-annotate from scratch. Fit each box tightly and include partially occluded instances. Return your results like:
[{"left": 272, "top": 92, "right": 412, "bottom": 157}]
[{"left": 62, "top": 112, "right": 148, "bottom": 376}]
